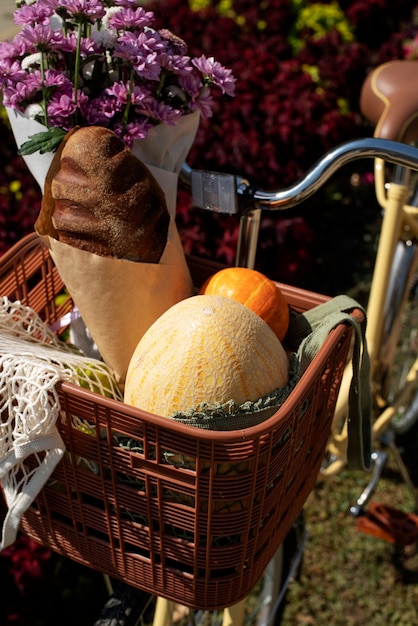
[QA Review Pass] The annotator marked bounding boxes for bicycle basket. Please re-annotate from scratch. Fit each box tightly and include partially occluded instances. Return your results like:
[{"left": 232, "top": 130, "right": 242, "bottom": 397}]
[{"left": 0, "top": 233, "right": 360, "bottom": 610}]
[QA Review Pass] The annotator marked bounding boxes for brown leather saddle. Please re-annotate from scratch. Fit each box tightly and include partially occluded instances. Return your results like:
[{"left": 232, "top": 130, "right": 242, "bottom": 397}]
[{"left": 360, "top": 60, "right": 418, "bottom": 143}]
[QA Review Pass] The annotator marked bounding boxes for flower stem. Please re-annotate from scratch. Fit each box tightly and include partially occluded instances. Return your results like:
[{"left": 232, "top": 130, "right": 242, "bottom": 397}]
[
  {"left": 73, "top": 21, "right": 83, "bottom": 114},
  {"left": 122, "top": 69, "right": 135, "bottom": 129},
  {"left": 156, "top": 70, "right": 167, "bottom": 99},
  {"left": 39, "top": 51, "right": 49, "bottom": 128}
]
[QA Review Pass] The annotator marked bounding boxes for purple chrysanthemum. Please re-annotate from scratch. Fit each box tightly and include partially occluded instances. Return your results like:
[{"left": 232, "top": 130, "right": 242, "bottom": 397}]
[
  {"left": 0, "top": 59, "right": 27, "bottom": 89},
  {"left": 113, "top": 0, "right": 144, "bottom": 8},
  {"left": 115, "top": 117, "right": 154, "bottom": 146},
  {"left": 60, "top": 31, "right": 100, "bottom": 57},
  {"left": 0, "top": 0, "right": 235, "bottom": 146},
  {"left": 107, "top": 7, "right": 154, "bottom": 31},
  {"left": 192, "top": 55, "right": 236, "bottom": 96},
  {"left": 143, "top": 99, "right": 182, "bottom": 125},
  {"left": 58, "top": 0, "right": 106, "bottom": 21},
  {"left": 13, "top": 2, "right": 55, "bottom": 27},
  {"left": 19, "top": 24, "right": 65, "bottom": 52}
]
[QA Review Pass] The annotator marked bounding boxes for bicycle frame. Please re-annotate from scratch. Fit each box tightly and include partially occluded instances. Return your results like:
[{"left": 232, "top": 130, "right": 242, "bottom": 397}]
[
  {"left": 368, "top": 160, "right": 418, "bottom": 435},
  {"left": 325, "top": 170, "right": 418, "bottom": 475}
]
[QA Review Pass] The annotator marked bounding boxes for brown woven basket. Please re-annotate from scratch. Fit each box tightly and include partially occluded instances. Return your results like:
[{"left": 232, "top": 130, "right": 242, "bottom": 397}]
[{"left": 0, "top": 233, "right": 360, "bottom": 610}]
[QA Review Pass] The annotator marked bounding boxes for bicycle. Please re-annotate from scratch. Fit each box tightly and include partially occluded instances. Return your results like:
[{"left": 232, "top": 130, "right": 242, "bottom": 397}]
[
  {"left": 95, "top": 79, "right": 418, "bottom": 621},
  {"left": 183, "top": 60, "right": 418, "bottom": 498},
  {"left": 151, "top": 60, "right": 418, "bottom": 623},
  {"left": 347, "top": 58, "right": 418, "bottom": 546},
  {"left": 326, "top": 60, "right": 418, "bottom": 538},
  {"left": 2, "top": 61, "right": 418, "bottom": 626}
]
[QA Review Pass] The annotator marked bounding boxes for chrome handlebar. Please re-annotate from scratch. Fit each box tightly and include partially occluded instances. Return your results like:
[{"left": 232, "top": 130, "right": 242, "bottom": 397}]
[
  {"left": 250, "top": 138, "right": 418, "bottom": 211},
  {"left": 180, "top": 138, "right": 418, "bottom": 267}
]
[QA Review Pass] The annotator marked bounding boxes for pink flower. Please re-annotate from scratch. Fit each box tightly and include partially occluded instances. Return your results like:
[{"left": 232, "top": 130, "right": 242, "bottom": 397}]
[
  {"left": 13, "top": 2, "right": 55, "bottom": 27},
  {"left": 113, "top": 0, "right": 143, "bottom": 6},
  {"left": 0, "top": 59, "right": 27, "bottom": 88},
  {"left": 59, "top": 0, "right": 106, "bottom": 21},
  {"left": 83, "top": 94, "right": 115, "bottom": 124},
  {"left": 192, "top": 55, "right": 236, "bottom": 96},
  {"left": 190, "top": 85, "right": 214, "bottom": 119},
  {"left": 19, "top": 24, "right": 64, "bottom": 51},
  {"left": 143, "top": 99, "right": 182, "bottom": 125},
  {"left": 108, "top": 7, "right": 154, "bottom": 31},
  {"left": 60, "top": 31, "right": 100, "bottom": 56},
  {"left": 106, "top": 81, "right": 151, "bottom": 108},
  {"left": 116, "top": 118, "right": 154, "bottom": 146}
]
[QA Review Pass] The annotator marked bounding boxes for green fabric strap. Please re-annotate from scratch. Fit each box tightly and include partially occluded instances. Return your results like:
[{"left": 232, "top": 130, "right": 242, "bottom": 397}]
[{"left": 290, "top": 294, "right": 371, "bottom": 471}]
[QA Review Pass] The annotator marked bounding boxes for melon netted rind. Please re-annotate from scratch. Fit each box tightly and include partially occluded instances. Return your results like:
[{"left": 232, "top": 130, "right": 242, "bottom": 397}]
[
  {"left": 124, "top": 294, "right": 289, "bottom": 418},
  {"left": 169, "top": 352, "right": 299, "bottom": 430}
]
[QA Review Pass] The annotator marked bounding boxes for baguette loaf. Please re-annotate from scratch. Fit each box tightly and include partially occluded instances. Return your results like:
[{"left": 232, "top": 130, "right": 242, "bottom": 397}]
[{"left": 50, "top": 126, "right": 170, "bottom": 263}]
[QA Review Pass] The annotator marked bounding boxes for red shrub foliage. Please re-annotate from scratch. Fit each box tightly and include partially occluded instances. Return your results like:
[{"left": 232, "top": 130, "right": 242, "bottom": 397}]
[
  {"left": 149, "top": 0, "right": 416, "bottom": 288},
  {"left": 1, "top": 0, "right": 416, "bottom": 285}
]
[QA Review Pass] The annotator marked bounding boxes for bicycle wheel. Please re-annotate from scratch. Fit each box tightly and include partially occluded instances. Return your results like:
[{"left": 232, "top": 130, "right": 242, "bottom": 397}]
[
  {"left": 379, "top": 240, "right": 418, "bottom": 435},
  {"left": 94, "top": 519, "right": 305, "bottom": 626}
]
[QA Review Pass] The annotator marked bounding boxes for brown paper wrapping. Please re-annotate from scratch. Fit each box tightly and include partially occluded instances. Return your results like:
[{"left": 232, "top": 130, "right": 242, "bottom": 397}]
[{"left": 39, "top": 220, "right": 193, "bottom": 387}]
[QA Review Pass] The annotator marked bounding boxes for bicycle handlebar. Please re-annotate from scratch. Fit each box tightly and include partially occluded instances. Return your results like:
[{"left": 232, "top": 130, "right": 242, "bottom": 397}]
[
  {"left": 250, "top": 138, "right": 418, "bottom": 211},
  {"left": 181, "top": 138, "right": 418, "bottom": 216},
  {"left": 181, "top": 137, "right": 418, "bottom": 267}
]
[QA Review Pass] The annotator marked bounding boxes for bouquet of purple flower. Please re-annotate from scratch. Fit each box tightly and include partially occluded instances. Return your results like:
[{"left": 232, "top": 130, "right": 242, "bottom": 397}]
[{"left": 0, "top": 0, "right": 235, "bottom": 155}]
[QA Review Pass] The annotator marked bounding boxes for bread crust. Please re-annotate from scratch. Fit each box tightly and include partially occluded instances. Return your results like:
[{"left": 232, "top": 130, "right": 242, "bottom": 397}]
[{"left": 51, "top": 126, "right": 170, "bottom": 263}]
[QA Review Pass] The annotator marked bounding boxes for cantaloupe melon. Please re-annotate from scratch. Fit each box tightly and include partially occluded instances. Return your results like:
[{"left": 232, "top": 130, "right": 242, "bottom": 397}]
[{"left": 124, "top": 295, "right": 289, "bottom": 418}]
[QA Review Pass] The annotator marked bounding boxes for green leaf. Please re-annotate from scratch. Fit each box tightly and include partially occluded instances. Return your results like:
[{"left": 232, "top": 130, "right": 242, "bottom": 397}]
[{"left": 18, "top": 127, "right": 67, "bottom": 156}]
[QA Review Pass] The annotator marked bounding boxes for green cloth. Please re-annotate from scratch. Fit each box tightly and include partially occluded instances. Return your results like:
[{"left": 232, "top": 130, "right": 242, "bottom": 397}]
[{"left": 291, "top": 295, "right": 371, "bottom": 471}]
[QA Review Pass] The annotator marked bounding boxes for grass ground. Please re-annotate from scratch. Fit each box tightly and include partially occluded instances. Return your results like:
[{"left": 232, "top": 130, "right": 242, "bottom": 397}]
[{"left": 281, "top": 426, "right": 418, "bottom": 625}]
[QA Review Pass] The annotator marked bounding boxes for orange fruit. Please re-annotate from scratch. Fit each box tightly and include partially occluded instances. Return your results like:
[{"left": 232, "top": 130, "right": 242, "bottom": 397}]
[{"left": 199, "top": 267, "right": 290, "bottom": 341}]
